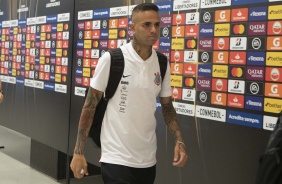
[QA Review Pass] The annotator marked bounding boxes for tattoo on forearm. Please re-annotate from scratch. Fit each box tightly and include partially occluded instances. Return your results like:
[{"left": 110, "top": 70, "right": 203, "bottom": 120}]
[
  {"left": 160, "top": 97, "right": 184, "bottom": 143},
  {"left": 74, "top": 88, "right": 103, "bottom": 155}
]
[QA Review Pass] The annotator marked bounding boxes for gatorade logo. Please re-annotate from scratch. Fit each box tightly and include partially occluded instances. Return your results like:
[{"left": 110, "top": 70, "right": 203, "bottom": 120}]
[{"left": 267, "top": 37, "right": 282, "bottom": 50}]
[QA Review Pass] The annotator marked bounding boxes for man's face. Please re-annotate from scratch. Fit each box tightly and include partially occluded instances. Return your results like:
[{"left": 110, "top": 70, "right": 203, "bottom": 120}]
[{"left": 130, "top": 10, "right": 160, "bottom": 46}]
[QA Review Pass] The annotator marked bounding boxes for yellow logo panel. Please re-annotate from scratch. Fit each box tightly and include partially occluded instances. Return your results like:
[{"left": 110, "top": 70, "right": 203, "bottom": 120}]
[
  {"left": 57, "top": 23, "right": 64, "bottom": 32},
  {"left": 26, "top": 41, "right": 31, "bottom": 48},
  {"left": 264, "top": 98, "right": 282, "bottom": 113},
  {"left": 268, "top": 5, "right": 282, "bottom": 20},
  {"left": 84, "top": 40, "right": 92, "bottom": 49},
  {"left": 171, "top": 38, "right": 184, "bottom": 50},
  {"left": 25, "top": 63, "right": 30, "bottom": 70},
  {"left": 212, "top": 65, "right": 228, "bottom": 78},
  {"left": 170, "top": 75, "right": 183, "bottom": 87},
  {"left": 56, "top": 49, "right": 62, "bottom": 57},
  {"left": 13, "top": 49, "right": 17, "bottom": 56},
  {"left": 40, "top": 33, "right": 46, "bottom": 40},
  {"left": 214, "top": 24, "right": 230, "bottom": 36},
  {"left": 109, "top": 29, "right": 118, "bottom": 39},
  {"left": 13, "top": 27, "right": 18, "bottom": 34},
  {"left": 83, "top": 68, "right": 91, "bottom": 77},
  {"left": 266, "top": 52, "right": 282, "bottom": 66},
  {"left": 40, "top": 57, "right": 45, "bottom": 64},
  {"left": 55, "top": 74, "right": 62, "bottom": 82},
  {"left": 12, "top": 69, "right": 17, "bottom": 76}
]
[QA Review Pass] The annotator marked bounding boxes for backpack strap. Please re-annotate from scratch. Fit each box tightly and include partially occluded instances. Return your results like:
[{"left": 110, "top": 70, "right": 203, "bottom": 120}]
[
  {"left": 156, "top": 51, "right": 168, "bottom": 82},
  {"left": 104, "top": 48, "right": 124, "bottom": 100}
]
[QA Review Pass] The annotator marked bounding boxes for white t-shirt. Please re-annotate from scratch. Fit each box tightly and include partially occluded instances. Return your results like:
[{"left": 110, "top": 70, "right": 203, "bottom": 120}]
[{"left": 90, "top": 42, "right": 171, "bottom": 168}]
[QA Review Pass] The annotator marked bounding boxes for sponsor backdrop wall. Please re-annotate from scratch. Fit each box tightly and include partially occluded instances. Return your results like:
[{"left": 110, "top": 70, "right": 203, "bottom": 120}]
[
  {"left": 1, "top": 0, "right": 281, "bottom": 183},
  {"left": 0, "top": 0, "right": 74, "bottom": 153}
]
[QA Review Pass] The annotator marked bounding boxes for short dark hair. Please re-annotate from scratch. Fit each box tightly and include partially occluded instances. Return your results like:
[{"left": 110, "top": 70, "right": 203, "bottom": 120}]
[{"left": 132, "top": 3, "right": 159, "bottom": 14}]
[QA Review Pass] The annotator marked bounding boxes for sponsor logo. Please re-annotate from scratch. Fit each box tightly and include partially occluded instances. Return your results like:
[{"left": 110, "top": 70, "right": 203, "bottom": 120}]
[
  {"left": 182, "top": 88, "right": 196, "bottom": 102},
  {"left": 185, "top": 38, "right": 197, "bottom": 49},
  {"left": 183, "top": 77, "right": 196, "bottom": 88},
  {"left": 214, "top": 37, "right": 229, "bottom": 50},
  {"left": 267, "top": 36, "right": 282, "bottom": 50},
  {"left": 197, "top": 91, "right": 211, "bottom": 103},
  {"left": 229, "top": 66, "right": 245, "bottom": 79},
  {"left": 228, "top": 79, "right": 245, "bottom": 94},
  {"left": 264, "top": 98, "right": 282, "bottom": 113},
  {"left": 184, "top": 51, "right": 198, "bottom": 62},
  {"left": 227, "top": 110, "right": 262, "bottom": 128},
  {"left": 185, "top": 25, "right": 199, "bottom": 37},
  {"left": 212, "top": 78, "right": 227, "bottom": 92},
  {"left": 268, "top": 5, "right": 282, "bottom": 20},
  {"left": 247, "top": 37, "right": 266, "bottom": 50},
  {"left": 183, "top": 63, "right": 197, "bottom": 76},
  {"left": 213, "top": 65, "right": 228, "bottom": 78},
  {"left": 199, "top": 24, "right": 214, "bottom": 37},
  {"left": 173, "top": 0, "right": 199, "bottom": 11},
  {"left": 198, "top": 64, "right": 212, "bottom": 77},
  {"left": 229, "top": 51, "right": 246, "bottom": 64},
  {"left": 231, "top": 8, "right": 248, "bottom": 22},
  {"left": 215, "top": 9, "right": 231, "bottom": 23},
  {"left": 248, "top": 22, "right": 267, "bottom": 35},
  {"left": 245, "top": 81, "right": 264, "bottom": 96},
  {"left": 173, "top": 13, "right": 186, "bottom": 25},
  {"left": 266, "top": 52, "right": 282, "bottom": 66},
  {"left": 173, "top": 102, "right": 195, "bottom": 116},
  {"left": 186, "top": 12, "right": 199, "bottom": 24},
  {"left": 156, "top": 1, "right": 173, "bottom": 12},
  {"left": 228, "top": 93, "right": 244, "bottom": 108},
  {"left": 171, "top": 75, "right": 183, "bottom": 87},
  {"left": 198, "top": 38, "right": 213, "bottom": 50},
  {"left": 265, "top": 67, "right": 282, "bottom": 82},
  {"left": 268, "top": 21, "right": 282, "bottom": 35},
  {"left": 263, "top": 115, "right": 278, "bottom": 131},
  {"left": 199, "top": 51, "right": 213, "bottom": 63},
  {"left": 171, "top": 50, "right": 184, "bottom": 62},
  {"left": 245, "top": 96, "right": 263, "bottom": 111},
  {"left": 249, "top": 6, "right": 267, "bottom": 21},
  {"left": 211, "top": 92, "right": 227, "bottom": 106},
  {"left": 231, "top": 23, "right": 247, "bottom": 36},
  {"left": 159, "top": 38, "right": 171, "bottom": 50},
  {"left": 171, "top": 63, "right": 183, "bottom": 75},
  {"left": 197, "top": 77, "right": 211, "bottom": 90},
  {"left": 161, "top": 15, "right": 172, "bottom": 26},
  {"left": 118, "top": 18, "right": 128, "bottom": 28},
  {"left": 172, "top": 87, "right": 182, "bottom": 100},
  {"left": 171, "top": 38, "right": 184, "bottom": 50},
  {"left": 265, "top": 82, "right": 282, "bottom": 98},
  {"left": 196, "top": 105, "right": 226, "bottom": 122},
  {"left": 230, "top": 37, "right": 247, "bottom": 50},
  {"left": 247, "top": 52, "right": 265, "bottom": 66},
  {"left": 246, "top": 66, "right": 264, "bottom": 81},
  {"left": 200, "top": 11, "right": 214, "bottom": 23},
  {"left": 201, "top": 0, "right": 231, "bottom": 9},
  {"left": 172, "top": 26, "right": 183, "bottom": 37},
  {"left": 214, "top": 23, "right": 230, "bottom": 36},
  {"left": 213, "top": 51, "right": 228, "bottom": 64}
]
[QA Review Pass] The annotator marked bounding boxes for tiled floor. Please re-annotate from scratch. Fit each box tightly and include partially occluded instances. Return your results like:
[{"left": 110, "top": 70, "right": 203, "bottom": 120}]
[{"left": 0, "top": 125, "right": 103, "bottom": 184}]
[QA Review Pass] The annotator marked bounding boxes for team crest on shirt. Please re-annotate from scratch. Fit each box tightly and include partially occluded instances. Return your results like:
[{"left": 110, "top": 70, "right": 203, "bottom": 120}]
[{"left": 154, "top": 72, "right": 161, "bottom": 86}]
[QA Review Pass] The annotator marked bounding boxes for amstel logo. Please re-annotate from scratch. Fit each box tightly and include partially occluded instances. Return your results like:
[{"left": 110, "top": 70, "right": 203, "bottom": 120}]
[
  {"left": 171, "top": 87, "right": 182, "bottom": 100},
  {"left": 265, "top": 67, "right": 282, "bottom": 82},
  {"left": 172, "top": 13, "right": 185, "bottom": 25},
  {"left": 214, "top": 37, "right": 229, "bottom": 50},
  {"left": 212, "top": 78, "right": 227, "bottom": 92},
  {"left": 171, "top": 51, "right": 184, "bottom": 62},
  {"left": 268, "top": 21, "right": 282, "bottom": 35}
]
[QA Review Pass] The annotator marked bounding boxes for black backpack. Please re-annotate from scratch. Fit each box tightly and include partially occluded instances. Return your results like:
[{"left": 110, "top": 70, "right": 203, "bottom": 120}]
[
  {"left": 85, "top": 48, "right": 168, "bottom": 148},
  {"left": 255, "top": 111, "right": 282, "bottom": 184}
]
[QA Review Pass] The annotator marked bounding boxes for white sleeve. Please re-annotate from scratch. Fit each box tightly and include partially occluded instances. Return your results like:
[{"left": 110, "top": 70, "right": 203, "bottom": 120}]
[
  {"left": 159, "top": 61, "right": 172, "bottom": 97},
  {"left": 90, "top": 52, "right": 111, "bottom": 92}
]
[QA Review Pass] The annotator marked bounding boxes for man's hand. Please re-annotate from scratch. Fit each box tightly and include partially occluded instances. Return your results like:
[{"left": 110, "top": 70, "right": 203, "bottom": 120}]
[
  {"left": 0, "top": 92, "right": 3, "bottom": 103},
  {"left": 70, "top": 154, "right": 89, "bottom": 179},
  {"left": 173, "top": 142, "right": 188, "bottom": 167}
]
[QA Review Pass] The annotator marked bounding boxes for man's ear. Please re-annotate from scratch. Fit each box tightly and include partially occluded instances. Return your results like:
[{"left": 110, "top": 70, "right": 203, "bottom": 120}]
[{"left": 129, "top": 23, "right": 135, "bottom": 32}]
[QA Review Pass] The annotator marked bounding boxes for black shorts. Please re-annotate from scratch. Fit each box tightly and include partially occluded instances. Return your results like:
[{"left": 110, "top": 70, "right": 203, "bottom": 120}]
[{"left": 101, "top": 162, "right": 156, "bottom": 184}]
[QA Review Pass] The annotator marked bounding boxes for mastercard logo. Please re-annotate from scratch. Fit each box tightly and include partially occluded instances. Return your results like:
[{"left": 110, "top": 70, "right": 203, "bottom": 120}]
[
  {"left": 273, "top": 21, "right": 282, "bottom": 34},
  {"left": 271, "top": 68, "right": 280, "bottom": 81},
  {"left": 62, "top": 76, "right": 67, "bottom": 82},
  {"left": 93, "top": 41, "right": 99, "bottom": 48},
  {"left": 185, "top": 78, "right": 195, "bottom": 87},
  {"left": 186, "top": 39, "right": 197, "bottom": 49},
  {"left": 231, "top": 67, "right": 243, "bottom": 77},
  {"left": 64, "top": 24, "right": 69, "bottom": 31},
  {"left": 233, "top": 24, "right": 245, "bottom": 34},
  {"left": 119, "top": 30, "right": 126, "bottom": 37}
]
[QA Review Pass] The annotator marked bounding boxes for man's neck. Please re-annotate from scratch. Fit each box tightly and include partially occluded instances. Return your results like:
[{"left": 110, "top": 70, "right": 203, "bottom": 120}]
[{"left": 131, "top": 40, "right": 152, "bottom": 61}]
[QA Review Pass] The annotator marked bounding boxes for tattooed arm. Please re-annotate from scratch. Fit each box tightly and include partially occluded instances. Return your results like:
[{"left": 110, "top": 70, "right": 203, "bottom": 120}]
[
  {"left": 70, "top": 87, "right": 103, "bottom": 179},
  {"left": 160, "top": 96, "right": 188, "bottom": 167}
]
